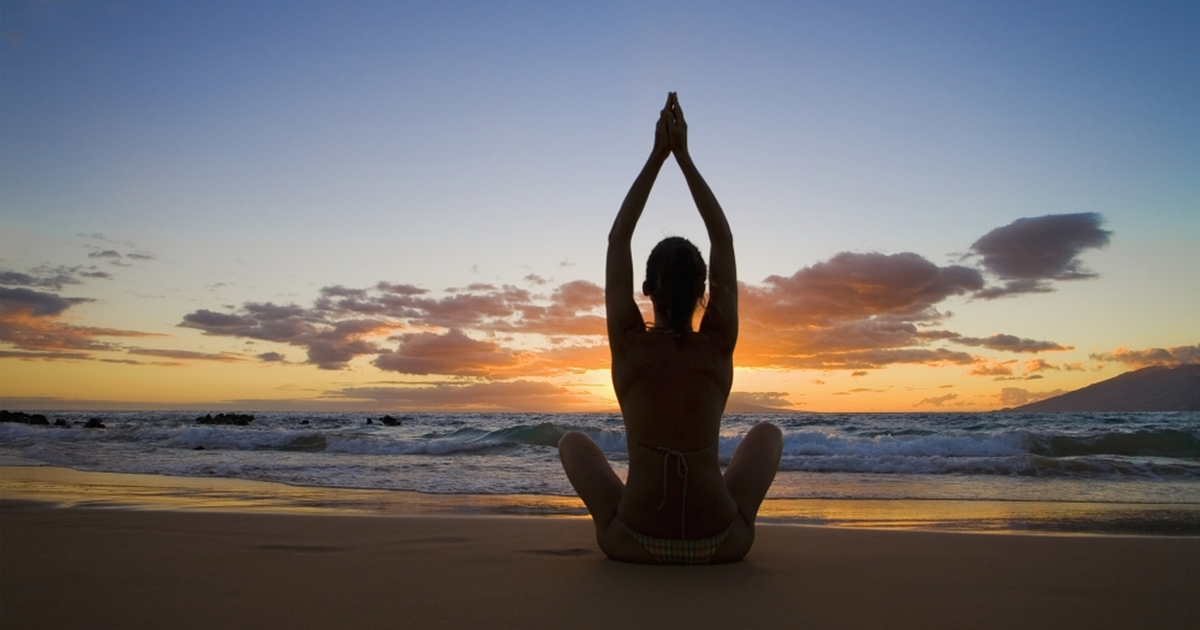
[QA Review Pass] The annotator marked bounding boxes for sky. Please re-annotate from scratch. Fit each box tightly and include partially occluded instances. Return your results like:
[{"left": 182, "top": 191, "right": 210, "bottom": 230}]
[{"left": 1, "top": 0, "right": 1197, "bottom": 413}]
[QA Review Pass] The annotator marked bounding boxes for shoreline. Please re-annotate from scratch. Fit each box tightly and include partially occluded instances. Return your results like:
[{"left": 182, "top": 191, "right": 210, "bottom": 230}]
[
  {"left": 3, "top": 503, "right": 1199, "bottom": 629},
  {"left": 4, "top": 464, "right": 1198, "bottom": 535}
]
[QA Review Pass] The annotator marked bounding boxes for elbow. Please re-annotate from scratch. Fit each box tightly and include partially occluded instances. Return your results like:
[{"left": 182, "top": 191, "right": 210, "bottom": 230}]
[{"left": 608, "top": 228, "right": 632, "bottom": 245}]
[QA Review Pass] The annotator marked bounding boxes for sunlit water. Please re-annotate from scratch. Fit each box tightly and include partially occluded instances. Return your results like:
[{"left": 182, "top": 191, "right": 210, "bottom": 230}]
[{"left": 3, "top": 411, "right": 1198, "bottom": 533}]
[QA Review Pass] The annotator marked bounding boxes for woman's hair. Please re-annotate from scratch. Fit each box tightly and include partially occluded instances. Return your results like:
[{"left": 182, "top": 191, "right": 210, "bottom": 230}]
[{"left": 645, "top": 237, "right": 707, "bottom": 333}]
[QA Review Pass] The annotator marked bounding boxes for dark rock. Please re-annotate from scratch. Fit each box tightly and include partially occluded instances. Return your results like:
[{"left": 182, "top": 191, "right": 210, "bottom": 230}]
[
  {"left": 0, "top": 410, "right": 50, "bottom": 425},
  {"left": 193, "top": 445, "right": 206, "bottom": 450},
  {"left": 53, "top": 419, "right": 69, "bottom": 428},
  {"left": 84, "top": 418, "right": 106, "bottom": 429},
  {"left": 380, "top": 415, "right": 402, "bottom": 426},
  {"left": 366, "top": 418, "right": 373, "bottom": 425},
  {"left": 300, "top": 420, "right": 310, "bottom": 425},
  {"left": 195, "top": 413, "right": 254, "bottom": 426}
]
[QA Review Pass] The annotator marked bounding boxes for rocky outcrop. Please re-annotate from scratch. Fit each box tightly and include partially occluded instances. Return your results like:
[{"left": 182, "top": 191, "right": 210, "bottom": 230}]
[
  {"left": 195, "top": 413, "right": 255, "bottom": 426},
  {"left": 0, "top": 410, "right": 49, "bottom": 425}
]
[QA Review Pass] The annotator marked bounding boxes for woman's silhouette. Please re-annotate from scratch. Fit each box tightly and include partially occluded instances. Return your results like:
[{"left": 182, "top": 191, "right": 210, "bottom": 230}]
[{"left": 559, "top": 93, "right": 782, "bottom": 564}]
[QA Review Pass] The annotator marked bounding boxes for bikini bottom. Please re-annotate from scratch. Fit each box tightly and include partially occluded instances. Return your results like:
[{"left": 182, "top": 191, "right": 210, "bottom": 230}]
[{"left": 622, "top": 521, "right": 733, "bottom": 565}]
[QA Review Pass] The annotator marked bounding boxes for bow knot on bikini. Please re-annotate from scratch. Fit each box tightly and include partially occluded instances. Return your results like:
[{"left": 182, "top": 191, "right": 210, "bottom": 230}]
[{"left": 655, "top": 446, "right": 689, "bottom": 538}]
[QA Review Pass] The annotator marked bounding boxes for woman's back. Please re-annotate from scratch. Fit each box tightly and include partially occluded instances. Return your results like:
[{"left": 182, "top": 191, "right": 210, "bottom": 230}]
[{"left": 612, "top": 327, "right": 738, "bottom": 540}]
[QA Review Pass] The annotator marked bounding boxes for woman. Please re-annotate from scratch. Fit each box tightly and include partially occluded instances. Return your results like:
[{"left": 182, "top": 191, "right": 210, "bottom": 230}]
[{"left": 558, "top": 93, "right": 782, "bottom": 564}]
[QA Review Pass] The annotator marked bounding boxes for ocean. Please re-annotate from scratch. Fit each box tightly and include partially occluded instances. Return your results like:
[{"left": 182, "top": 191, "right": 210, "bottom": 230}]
[{"left": 2, "top": 410, "right": 1198, "bottom": 534}]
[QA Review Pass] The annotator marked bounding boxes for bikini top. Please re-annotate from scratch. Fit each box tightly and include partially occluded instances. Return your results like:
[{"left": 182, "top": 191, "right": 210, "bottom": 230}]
[{"left": 631, "top": 441, "right": 719, "bottom": 539}]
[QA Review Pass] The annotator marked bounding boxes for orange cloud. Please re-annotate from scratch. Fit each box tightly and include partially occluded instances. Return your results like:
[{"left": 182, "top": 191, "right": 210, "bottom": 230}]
[
  {"left": 968, "top": 359, "right": 1015, "bottom": 376},
  {"left": 0, "top": 287, "right": 161, "bottom": 360},
  {"left": 913, "top": 393, "right": 959, "bottom": 407},
  {"left": 127, "top": 348, "right": 245, "bottom": 363},
  {"left": 1089, "top": 344, "right": 1200, "bottom": 368},
  {"left": 373, "top": 329, "right": 537, "bottom": 377},
  {"left": 995, "top": 387, "right": 1068, "bottom": 407},
  {"left": 725, "top": 391, "right": 798, "bottom": 412},
  {"left": 372, "top": 329, "right": 608, "bottom": 379},
  {"left": 173, "top": 220, "right": 1107, "bottom": 380},
  {"left": 733, "top": 252, "right": 984, "bottom": 371}
]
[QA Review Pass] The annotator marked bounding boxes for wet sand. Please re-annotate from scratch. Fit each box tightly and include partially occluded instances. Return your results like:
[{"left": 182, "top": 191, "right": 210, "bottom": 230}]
[{"left": 3, "top": 501, "right": 1197, "bottom": 630}]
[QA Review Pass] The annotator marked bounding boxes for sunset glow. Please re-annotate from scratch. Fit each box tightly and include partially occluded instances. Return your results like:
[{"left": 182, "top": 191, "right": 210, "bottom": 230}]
[{"left": 2, "top": 2, "right": 1197, "bottom": 412}]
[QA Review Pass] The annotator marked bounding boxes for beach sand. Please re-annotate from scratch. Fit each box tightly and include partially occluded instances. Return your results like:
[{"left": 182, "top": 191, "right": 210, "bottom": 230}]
[{"left": 3, "top": 501, "right": 1197, "bottom": 630}]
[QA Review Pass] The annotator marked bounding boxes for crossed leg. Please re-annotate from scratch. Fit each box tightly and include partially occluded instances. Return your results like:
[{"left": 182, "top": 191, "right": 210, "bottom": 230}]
[
  {"left": 709, "top": 421, "right": 783, "bottom": 562},
  {"left": 558, "top": 423, "right": 782, "bottom": 563},
  {"left": 557, "top": 431, "right": 655, "bottom": 562}
]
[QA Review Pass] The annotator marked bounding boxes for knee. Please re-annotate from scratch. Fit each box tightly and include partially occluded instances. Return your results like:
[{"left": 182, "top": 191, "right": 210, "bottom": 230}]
[
  {"left": 747, "top": 422, "right": 783, "bottom": 458},
  {"left": 749, "top": 421, "right": 782, "bottom": 444},
  {"left": 557, "top": 430, "right": 593, "bottom": 459}
]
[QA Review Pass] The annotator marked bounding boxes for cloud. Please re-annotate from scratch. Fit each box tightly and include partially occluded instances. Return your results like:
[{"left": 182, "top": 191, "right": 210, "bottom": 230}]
[
  {"left": 1089, "top": 344, "right": 1200, "bottom": 368},
  {"left": 0, "top": 287, "right": 161, "bottom": 357},
  {"left": 127, "top": 348, "right": 245, "bottom": 362},
  {"left": 173, "top": 236, "right": 1096, "bottom": 381},
  {"left": 746, "top": 347, "right": 974, "bottom": 371},
  {"left": 725, "top": 391, "right": 796, "bottom": 412},
  {"left": 180, "top": 303, "right": 392, "bottom": 370},
  {"left": 995, "top": 387, "right": 1067, "bottom": 407},
  {"left": 258, "top": 351, "right": 286, "bottom": 362},
  {"left": 373, "top": 329, "right": 533, "bottom": 377},
  {"left": 742, "top": 252, "right": 983, "bottom": 327},
  {"left": 99, "top": 358, "right": 184, "bottom": 366},
  {"left": 969, "top": 213, "right": 1111, "bottom": 298},
  {"left": 81, "top": 237, "right": 156, "bottom": 267},
  {"left": 183, "top": 279, "right": 606, "bottom": 372},
  {"left": 968, "top": 359, "right": 1015, "bottom": 376},
  {"left": 1023, "top": 358, "right": 1059, "bottom": 373},
  {"left": 0, "top": 287, "right": 90, "bottom": 317},
  {"left": 0, "top": 350, "right": 93, "bottom": 360},
  {"left": 371, "top": 329, "right": 606, "bottom": 378},
  {"left": 954, "top": 333, "right": 1071, "bottom": 353},
  {"left": 914, "top": 393, "right": 958, "bottom": 407},
  {"left": 333, "top": 380, "right": 595, "bottom": 412},
  {"left": 735, "top": 252, "right": 983, "bottom": 370},
  {"left": 0, "top": 265, "right": 111, "bottom": 291}
]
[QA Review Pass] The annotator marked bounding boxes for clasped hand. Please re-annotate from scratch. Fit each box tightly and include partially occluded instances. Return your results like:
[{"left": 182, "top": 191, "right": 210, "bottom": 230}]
[{"left": 652, "top": 92, "right": 688, "bottom": 161}]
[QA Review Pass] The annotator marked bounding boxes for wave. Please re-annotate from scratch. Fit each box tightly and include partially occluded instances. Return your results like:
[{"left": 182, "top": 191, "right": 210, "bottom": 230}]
[
  {"left": 3, "top": 415, "right": 1198, "bottom": 481},
  {"left": 1029, "top": 429, "right": 1200, "bottom": 458},
  {"left": 771, "top": 428, "right": 1200, "bottom": 478}
]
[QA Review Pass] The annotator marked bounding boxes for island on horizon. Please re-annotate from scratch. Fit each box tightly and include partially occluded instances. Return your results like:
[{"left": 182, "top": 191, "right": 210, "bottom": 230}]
[{"left": 1008, "top": 364, "right": 1200, "bottom": 412}]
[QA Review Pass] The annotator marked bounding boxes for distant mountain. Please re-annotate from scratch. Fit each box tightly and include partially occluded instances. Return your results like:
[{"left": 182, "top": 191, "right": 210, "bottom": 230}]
[{"left": 1012, "top": 364, "right": 1200, "bottom": 412}]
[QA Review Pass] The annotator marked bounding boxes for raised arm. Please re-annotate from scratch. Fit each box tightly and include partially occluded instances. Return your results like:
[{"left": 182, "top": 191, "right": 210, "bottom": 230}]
[
  {"left": 665, "top": 94, "right": 738, "bottom": 347},
  {"left": 606, "top": 98, "right": 672, "bottom": 344}
]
